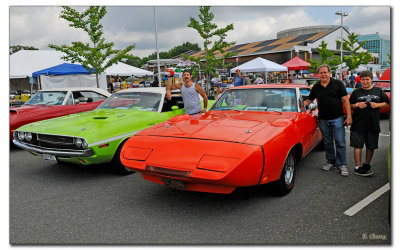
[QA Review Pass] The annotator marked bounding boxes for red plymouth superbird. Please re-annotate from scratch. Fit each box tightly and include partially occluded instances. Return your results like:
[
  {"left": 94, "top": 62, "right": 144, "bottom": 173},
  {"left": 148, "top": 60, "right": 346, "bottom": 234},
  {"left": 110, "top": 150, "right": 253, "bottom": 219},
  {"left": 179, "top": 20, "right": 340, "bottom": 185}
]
[{"left": 121, "top": 84, "right": 322, "bottom": 195}]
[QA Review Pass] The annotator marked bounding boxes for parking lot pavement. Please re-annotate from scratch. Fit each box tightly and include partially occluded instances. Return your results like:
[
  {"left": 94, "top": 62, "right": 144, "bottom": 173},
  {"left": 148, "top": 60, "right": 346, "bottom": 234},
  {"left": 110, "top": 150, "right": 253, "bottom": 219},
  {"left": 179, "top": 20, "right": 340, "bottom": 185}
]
[{"left": 9, "top": 119, "right": 391, "bottom": 245}]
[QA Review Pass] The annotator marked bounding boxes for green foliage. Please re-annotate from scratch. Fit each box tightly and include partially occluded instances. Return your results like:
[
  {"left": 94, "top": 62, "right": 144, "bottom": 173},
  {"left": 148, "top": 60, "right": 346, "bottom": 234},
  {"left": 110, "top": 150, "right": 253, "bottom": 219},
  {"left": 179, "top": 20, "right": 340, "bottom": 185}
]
[
  {"left": 48, "top": 6, "right": 135, "bottom": 88},
  {"left": 183, "top": 6, "right": 237, "bottom": 82},
  {"left": 9, "top": 45, "right": 39, "bottom": 55},
  {"left": 125, "top": 42, "right": 201, "bottom": 68},
  {"left": 307, "top": 41, "right": 340, "bottom": 73},
  {"left": 339, "top": 32, "right": 373, "bottom": 72}
]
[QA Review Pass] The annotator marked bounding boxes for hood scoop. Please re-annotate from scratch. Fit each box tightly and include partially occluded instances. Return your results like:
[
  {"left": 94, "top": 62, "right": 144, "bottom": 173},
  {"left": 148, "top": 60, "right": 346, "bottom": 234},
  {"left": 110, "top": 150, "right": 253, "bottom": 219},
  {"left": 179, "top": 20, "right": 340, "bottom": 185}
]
[{"left": 93, "top": 117, "right": 108, "bottom": 120}]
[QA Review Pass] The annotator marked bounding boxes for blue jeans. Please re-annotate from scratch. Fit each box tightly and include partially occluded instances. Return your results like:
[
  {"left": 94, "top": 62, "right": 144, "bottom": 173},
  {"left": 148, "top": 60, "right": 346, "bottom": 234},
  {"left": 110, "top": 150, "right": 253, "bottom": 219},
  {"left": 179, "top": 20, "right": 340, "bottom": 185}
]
[{"left": 318, "top": 116, "right": 347, "bottom": 166}]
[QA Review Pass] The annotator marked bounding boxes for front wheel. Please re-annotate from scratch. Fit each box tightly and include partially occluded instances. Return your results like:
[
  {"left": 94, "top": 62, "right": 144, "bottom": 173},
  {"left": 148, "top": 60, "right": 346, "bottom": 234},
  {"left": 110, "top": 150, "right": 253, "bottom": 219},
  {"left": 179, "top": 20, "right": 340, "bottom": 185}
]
[
  {"left": 273, "top": 150, "right": 296, "bottom": 196},
  {"left": 112, "top": 140, "right": 135, "bottom": 175}
]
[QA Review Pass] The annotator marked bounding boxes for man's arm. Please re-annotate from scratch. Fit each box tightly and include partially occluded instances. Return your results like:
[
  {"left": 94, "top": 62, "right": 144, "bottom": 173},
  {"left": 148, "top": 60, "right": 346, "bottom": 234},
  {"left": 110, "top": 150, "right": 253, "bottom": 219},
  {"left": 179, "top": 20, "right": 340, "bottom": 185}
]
[
  {"left": 342, "top": 95, "right": 352, "bottom": 126},
  {"left": 166, "top": 83, "right": 182, "bottom": 100},
  {"left": 303, "top": 99, "right": 312, "bottom": 107},
  {"left": 196, "top": 84, "right": 208, "bottom": 113}
]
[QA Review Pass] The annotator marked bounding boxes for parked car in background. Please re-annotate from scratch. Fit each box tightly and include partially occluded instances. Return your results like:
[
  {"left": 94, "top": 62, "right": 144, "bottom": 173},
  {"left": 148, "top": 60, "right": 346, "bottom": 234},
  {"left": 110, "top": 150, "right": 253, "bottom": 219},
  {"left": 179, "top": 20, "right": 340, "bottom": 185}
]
[
  {"left": 121, "top": 84, "right": 322, "bottom": 195},
  {"left": 10, "top": 88, "right": 110, "bottom": 140},
  {"left": 13, "top": 88, "right": 186, "bottom": 174}
]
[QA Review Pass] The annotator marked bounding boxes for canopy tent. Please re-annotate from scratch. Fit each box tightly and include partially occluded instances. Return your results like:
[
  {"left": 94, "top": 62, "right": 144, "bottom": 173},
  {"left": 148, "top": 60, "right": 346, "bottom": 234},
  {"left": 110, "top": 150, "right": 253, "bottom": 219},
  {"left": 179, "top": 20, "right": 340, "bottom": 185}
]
[
  {"left": 105, "top": 61, "right": 153, "bottom": 76},
  {"left": 230, "top": 57, "right": 287, "bottom": 73},
  {"left": 32, "top": 63, "right": 95, "bottom": 77},
  {"left": 281, "top": 56, "right": 310, "bottom": 70},
  {"left": 10, "top": 50, "right": 152, "bottom": 79},
  {"left": 10, "top": 50, "right": 71, "bottom": 79},
  {"left": 298, "top": 69, "right": 310, "bottom": 74},
  {"left": 33, "top": 63, "right": 106, "bottom": 91},
  {"left": 379, "top": 67, "right": 390, "bottom": 81}
]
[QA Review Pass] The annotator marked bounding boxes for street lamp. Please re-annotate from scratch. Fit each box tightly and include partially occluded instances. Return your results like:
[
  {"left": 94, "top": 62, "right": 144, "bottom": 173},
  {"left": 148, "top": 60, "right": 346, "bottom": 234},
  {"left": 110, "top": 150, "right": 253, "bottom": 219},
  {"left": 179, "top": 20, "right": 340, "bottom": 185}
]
[{"left": 335, "top": 10, "right": 348, "bottom": 81}]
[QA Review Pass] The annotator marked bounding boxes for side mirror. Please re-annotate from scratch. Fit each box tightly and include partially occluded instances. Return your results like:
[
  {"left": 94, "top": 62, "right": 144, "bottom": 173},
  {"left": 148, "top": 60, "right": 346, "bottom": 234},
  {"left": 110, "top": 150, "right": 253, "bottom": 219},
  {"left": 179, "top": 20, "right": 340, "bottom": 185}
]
[
  {"left": 171, "top": 105, "right": 179, "bottom": 111},
  {"left": 74, "top": 99, "right": 80, "bottom": 105}
]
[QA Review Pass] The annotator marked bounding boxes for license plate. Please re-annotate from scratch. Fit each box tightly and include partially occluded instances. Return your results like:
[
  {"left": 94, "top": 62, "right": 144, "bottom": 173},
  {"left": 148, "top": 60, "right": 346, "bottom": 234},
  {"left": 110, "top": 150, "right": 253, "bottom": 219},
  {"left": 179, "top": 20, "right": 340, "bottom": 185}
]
[
  {"left": 43, "top": 154, "right": 57, "bottom": 163},
  {"left": 162, "top": 178, "right": 187, "bottom": 190}
]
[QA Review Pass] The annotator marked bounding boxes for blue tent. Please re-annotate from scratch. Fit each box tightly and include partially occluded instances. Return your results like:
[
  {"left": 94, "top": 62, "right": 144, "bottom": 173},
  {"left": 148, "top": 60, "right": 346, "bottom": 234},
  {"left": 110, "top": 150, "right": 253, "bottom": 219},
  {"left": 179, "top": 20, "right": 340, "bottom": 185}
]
[{"left": 32, "top": 63, "right": 95, "bottom": 77}]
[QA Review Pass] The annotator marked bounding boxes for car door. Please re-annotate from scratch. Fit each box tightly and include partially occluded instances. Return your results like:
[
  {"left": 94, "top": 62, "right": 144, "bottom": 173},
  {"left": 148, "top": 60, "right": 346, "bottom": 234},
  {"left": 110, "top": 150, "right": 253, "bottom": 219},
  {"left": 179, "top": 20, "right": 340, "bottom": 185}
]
[
  {"left": 296, "top": 88, "right": 320, "bottom": 155},
  {"left": 60, "top": 92, "right": 83, "bottom": 116}
]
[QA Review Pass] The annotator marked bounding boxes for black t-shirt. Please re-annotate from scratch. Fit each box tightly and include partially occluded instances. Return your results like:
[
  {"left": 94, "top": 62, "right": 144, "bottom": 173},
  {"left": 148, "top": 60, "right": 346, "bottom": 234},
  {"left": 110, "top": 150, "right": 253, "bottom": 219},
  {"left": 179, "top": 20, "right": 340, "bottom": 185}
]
[
  {"left": 307, "top": 78, "right": 347, "bottom": 120},
  {"left": 349, "top": 87, "right": 390, "bottom": 133}
]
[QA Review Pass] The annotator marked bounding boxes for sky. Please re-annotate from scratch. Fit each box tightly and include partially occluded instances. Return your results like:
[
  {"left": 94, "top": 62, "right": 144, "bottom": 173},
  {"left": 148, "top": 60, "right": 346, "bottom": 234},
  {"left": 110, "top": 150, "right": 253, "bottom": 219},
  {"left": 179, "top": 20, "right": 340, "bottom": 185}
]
[{"left": 9, "top": 5, "right": 391, "bottom": 58}]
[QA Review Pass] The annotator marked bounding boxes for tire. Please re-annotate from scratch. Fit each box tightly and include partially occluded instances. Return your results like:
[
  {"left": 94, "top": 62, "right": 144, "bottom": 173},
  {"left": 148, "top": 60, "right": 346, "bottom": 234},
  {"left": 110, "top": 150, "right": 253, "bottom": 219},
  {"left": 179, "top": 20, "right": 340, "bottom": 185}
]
[
  {"left": 111, "top": 140, "right": 135, "bottom": 175},
  {"left": 273, "top": 150, "right": 296, "bottom": 196}
]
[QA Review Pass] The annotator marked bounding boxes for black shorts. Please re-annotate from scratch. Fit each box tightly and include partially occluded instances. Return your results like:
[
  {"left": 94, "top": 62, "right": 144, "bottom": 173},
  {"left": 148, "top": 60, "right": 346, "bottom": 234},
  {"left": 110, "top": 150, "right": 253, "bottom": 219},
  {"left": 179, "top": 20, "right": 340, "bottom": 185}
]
[{"left": 350, "top": 131, "right": 379, "bottom": 149}]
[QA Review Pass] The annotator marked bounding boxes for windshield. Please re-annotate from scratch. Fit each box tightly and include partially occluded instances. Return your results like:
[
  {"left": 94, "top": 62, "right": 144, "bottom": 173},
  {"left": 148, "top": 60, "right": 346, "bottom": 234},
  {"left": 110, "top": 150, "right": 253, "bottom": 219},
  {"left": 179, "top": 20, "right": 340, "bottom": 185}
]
[
  {"left": 211, "top": 88, "right": 297, "bottom": 112},
  {"left": 98, "top": 92, "right": 162, "bottom": 111},
  {"left": 24, "top": 91, "right": 67, "bottom": 105}
]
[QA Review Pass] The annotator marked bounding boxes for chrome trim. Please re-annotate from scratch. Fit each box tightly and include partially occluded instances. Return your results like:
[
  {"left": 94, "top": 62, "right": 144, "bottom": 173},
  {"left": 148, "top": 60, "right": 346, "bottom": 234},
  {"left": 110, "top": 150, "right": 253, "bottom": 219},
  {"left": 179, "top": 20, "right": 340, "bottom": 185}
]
[
  {"left": 13, "top": 140, "right": 94, "bottom": 157},
  {"left": 88, "top": 130, "right": 142, "bottom": 147}
]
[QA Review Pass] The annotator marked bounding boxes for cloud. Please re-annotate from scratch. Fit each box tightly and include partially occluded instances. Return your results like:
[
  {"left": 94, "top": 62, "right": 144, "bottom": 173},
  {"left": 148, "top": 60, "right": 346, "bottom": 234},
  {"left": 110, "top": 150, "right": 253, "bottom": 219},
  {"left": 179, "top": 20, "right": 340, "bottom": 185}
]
[
  {"left": 9, "top": 6, "right": 391, "bottom": 58},
  {"left": 334, "top": 6, "right": 391, "bottom": 36}
]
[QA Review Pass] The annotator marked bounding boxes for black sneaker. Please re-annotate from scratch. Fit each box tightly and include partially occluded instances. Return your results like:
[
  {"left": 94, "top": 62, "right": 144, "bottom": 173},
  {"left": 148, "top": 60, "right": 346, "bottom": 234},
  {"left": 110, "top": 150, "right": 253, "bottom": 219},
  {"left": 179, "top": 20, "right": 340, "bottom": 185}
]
[{"left": 354, "top": 164, "right": 373, "bottom": 177}]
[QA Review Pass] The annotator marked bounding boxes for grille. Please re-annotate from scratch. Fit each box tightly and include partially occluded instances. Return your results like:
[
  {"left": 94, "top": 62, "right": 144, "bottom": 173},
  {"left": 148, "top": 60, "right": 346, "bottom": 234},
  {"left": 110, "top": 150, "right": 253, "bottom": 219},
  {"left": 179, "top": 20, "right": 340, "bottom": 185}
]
[
  {"left": 37, "top": 134, "right": 74, "bottom": 145},
  {"left": 146, "top": 165, "right": 191, "bottom": 178}
]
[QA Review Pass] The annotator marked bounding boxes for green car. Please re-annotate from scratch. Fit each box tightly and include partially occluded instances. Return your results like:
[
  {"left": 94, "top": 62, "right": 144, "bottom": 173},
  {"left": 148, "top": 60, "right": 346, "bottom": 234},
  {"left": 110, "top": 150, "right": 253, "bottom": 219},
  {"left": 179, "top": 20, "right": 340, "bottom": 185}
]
[{"left": 13, "top": 87, "right": 186, "bottom": 174}]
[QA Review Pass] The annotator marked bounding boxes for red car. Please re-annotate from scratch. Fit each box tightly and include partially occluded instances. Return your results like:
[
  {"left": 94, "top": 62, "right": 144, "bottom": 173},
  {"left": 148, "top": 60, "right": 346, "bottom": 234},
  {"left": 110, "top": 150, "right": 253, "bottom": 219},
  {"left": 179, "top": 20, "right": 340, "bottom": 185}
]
[
  {"left": 121, "top": 84, "right": 322, "bottom": 195},
  {"left": 10, "top": 87, "right": 110, "bottom": 140}
]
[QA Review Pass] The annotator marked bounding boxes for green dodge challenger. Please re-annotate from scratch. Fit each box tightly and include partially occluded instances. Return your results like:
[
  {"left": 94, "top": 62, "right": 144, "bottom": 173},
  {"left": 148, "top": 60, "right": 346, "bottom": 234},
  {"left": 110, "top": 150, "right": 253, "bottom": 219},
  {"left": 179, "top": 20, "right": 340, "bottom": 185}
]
[{"left": 13, "top": 87, "right": 188, "bottom": 174}]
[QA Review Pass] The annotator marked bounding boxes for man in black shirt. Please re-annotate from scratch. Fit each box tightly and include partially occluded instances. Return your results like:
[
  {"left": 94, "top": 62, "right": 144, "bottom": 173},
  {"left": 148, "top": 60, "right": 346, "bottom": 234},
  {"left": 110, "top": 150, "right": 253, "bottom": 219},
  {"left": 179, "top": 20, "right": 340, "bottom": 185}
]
[
  {"left": 349, "top": 70, "right": 389, "bottom": 176},
  {"left": 304, "top": 64, "right": 352, "bottom": 176}
]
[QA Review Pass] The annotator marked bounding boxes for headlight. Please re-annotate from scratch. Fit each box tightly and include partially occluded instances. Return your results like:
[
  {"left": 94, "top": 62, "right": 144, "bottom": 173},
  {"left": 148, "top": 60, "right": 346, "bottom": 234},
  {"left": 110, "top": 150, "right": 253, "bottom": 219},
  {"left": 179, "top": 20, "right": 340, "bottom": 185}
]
[
  {"left": 18, "top": 131, "right": 25, "bottom": 141},
  {"left": 74, "top": 138, "right": 82, "bottom": 148},
  {"left": 82, "top": 139, "right": 88, "bottom": 149},
  {"left": 25, "top": 132, "right": 33, "bottom": 141}
]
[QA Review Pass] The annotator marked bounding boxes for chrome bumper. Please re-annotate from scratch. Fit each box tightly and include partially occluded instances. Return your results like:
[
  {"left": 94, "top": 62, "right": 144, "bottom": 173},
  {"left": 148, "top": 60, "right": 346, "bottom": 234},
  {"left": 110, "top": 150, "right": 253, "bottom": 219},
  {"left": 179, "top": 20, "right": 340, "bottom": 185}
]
[{"left": 13, "top": 140, "right": 94, "bottom": 158}]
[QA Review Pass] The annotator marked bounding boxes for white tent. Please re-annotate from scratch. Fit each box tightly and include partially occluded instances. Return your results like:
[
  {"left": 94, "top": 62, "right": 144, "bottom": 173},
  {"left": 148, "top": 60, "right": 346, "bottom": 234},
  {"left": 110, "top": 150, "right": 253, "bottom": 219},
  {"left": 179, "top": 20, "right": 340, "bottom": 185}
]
[
  {"left": 105, "top": 62, "right": 153, "bottom": 76},
  {"left": 10, "top": 50, "right": 153, "bottom": 79},
  {"left": 10, "top": 50, "right": 71, "bottom": 79},
  {"left": 230, "top": 57, "right": 288, "bottom": 73}
]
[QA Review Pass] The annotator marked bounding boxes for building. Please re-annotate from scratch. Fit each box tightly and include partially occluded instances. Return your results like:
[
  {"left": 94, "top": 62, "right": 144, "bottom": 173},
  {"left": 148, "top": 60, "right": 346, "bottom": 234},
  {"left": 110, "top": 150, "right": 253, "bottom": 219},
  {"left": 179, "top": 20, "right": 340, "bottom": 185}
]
[
  {"left": 357, "top": 33, "right": 391, "bottom": 70},
  {"left": 178, "top": 25, "right": 369, "bottom": 73}
]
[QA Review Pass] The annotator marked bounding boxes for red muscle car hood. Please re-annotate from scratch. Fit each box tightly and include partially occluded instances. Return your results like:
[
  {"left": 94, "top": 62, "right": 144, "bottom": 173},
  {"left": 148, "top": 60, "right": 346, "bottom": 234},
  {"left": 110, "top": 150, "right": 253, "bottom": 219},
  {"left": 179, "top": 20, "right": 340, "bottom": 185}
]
[
  {"left": 137, "top": 111, "right": 296, "bottom": 144},
  {"left": 10, "top": 105, "right": 49, "bottom": 114}
]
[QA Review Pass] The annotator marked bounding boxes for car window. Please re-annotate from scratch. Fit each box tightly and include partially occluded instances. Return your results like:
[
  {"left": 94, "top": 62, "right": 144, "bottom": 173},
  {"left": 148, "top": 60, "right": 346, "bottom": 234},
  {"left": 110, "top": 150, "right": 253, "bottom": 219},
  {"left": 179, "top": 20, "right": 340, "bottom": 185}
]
[
  {"left": 72, "top": 91, "right": 108, "bottom": 103},
  {"left": 25, "top": 91, "right": 67, "bottom": 105},
  {"left": 212, "top": 88, "right": 297, "bottom": 112},
  {"left": 98, "top": 92, "right": 162, "bottom": 111}
]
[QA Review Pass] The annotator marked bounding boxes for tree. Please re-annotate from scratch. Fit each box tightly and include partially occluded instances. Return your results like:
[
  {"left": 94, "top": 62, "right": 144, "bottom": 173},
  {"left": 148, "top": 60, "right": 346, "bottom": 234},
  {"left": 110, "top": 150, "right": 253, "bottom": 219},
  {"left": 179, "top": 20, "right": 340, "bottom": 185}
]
[
  {"left": 49, "top": 6, "right": 135, "bottom": 88},
  {"left": 339, "top": 33, "right": 373, "bottom": 72},
  {"left": 307, "top": 41, "right": 341, "bottom": 73},
  {"left": 10, "top": 45, "right": 38, "bottom": 55},
  {"left": 183, "top": 6, "right": 237, "bottom": 94}
]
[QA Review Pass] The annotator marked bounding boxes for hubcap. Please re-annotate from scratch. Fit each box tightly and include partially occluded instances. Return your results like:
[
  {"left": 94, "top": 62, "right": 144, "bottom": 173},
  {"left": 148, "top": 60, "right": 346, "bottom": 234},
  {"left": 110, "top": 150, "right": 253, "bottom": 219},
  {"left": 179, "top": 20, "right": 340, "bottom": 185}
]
[{"left": 284, "top": 153, "right": 295, "bottom": 186}]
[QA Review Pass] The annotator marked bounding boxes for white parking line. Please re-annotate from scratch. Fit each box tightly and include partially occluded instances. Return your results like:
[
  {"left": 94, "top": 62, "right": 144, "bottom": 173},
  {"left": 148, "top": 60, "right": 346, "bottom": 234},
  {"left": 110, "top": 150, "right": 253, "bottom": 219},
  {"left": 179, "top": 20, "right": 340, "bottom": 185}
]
[{"left": 344, "top": 183, "right": 390, "bottom": 216}]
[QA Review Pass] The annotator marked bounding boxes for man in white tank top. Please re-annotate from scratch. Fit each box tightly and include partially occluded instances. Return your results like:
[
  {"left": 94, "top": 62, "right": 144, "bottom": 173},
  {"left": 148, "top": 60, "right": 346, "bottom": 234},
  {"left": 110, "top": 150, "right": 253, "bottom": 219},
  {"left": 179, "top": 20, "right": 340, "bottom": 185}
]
[{"left": 166, "top": 70, "right": 208, "bottom": 115}]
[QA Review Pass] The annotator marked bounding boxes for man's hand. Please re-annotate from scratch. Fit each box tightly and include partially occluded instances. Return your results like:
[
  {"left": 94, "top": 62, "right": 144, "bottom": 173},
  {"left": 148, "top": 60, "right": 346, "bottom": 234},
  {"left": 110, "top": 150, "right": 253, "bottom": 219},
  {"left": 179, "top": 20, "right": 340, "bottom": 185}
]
[
  {"left": 344, "top": 116, "right": 352, "bottom": 126},
  {"left": 166, "top": 91, "right": 172, "bottom": 100},
  {"left": 200, "top": 109, "right": 206, "bottom": 113}
]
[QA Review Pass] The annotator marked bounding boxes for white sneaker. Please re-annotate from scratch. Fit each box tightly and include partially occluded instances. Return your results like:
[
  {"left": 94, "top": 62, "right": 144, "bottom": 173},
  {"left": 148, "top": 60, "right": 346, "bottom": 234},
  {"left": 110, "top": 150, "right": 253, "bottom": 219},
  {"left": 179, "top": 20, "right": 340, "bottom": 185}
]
[
  {"left": 339, "top": 165, "right": 349, "bottom": 176},
  {"left": 322, "top": 163, "right": 335, "bottom": 171}
]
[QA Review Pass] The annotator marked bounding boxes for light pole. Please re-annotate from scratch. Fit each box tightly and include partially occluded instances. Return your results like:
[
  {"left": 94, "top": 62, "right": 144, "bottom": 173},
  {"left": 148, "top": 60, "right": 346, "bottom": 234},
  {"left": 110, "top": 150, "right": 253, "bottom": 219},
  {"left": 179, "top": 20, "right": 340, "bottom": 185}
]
[{"left": 335, "top": 10, "right": 348, "bottom": 81}]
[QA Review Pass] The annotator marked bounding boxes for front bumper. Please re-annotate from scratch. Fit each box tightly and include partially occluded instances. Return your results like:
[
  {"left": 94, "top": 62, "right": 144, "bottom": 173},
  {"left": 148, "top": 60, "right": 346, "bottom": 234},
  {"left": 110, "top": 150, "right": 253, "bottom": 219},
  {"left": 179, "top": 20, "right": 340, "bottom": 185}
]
[{"left": 13, "top": 139, "right": 94, "bottom": 158}]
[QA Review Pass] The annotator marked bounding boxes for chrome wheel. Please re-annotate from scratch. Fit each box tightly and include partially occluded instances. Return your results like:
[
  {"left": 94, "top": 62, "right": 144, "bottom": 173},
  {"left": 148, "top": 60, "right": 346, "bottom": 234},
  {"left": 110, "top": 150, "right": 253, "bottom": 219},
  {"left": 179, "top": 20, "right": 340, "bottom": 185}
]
[{"left": 284, "top": 152, "right": 295, "bottom": 186}]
